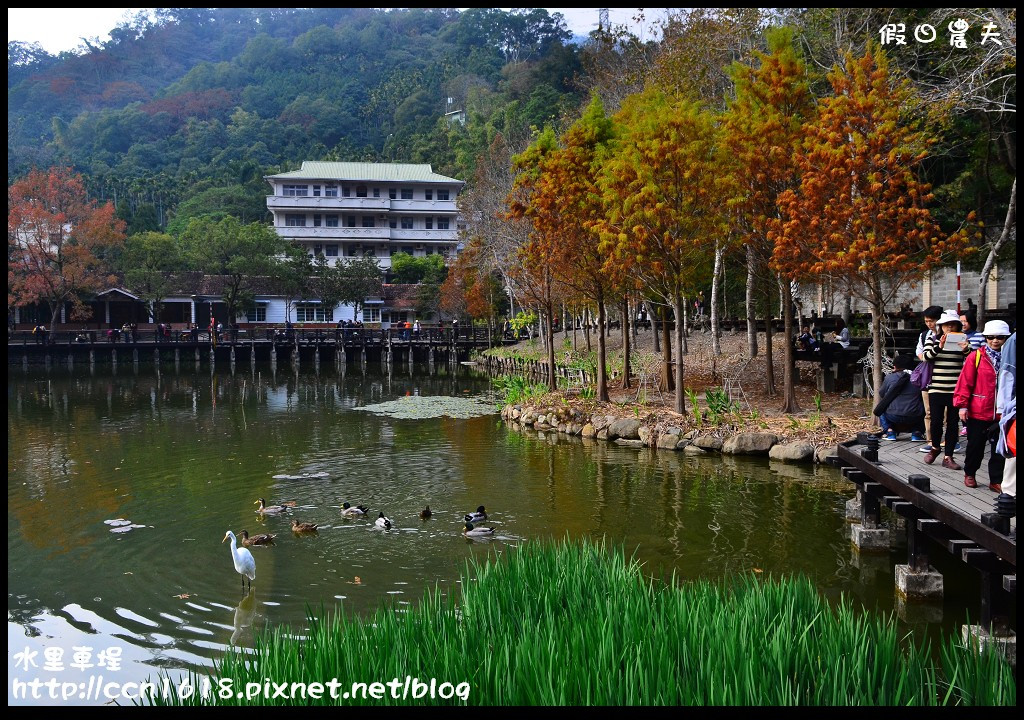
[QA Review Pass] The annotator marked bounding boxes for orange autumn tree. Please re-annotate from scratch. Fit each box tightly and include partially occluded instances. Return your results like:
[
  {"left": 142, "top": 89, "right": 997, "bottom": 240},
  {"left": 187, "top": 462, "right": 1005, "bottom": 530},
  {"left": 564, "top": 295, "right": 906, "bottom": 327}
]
[
  {"left": 770, "top": 44, "right": 975, "bottom": 399},
  {"left": 723, "top": 28, "right": 815, "bottom": 413},
  {"left": 598, "top": 89, "right": 729, "bottom": 415},
  {"left": 521, "top": 95, "right": 618, "bottom": 401},
  {"left": 9, "top": 166, "right": 126, "bottom": 326}
]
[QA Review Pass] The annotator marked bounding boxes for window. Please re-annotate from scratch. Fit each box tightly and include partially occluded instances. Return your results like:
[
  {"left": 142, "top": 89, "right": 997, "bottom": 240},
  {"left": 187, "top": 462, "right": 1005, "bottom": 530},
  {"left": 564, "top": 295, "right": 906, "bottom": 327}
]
[
  {"left": 364, "top": 247, "right": 376, "bottom": 257},
  {"left": 401, "top": 188, "right": 413, "bottom": 200},
  {"left": 326, "top": 244, "right": 339, "bottom": 257},
  {"left": 313, "top": 214, "right": 322, "bottom": 227},
  {"left": 389, "top": 188, "right": 397, "bottom": 199},
  {"left": 313, "top": 244, "right": 323, "bottom": 256},
  {"left": 363, "top": 308, "right": 381, "bottom": 323},
  {"left": 401, "top": 217, "right": 413, "bottom": 229},
  {"left": 348, "top": 245, "right": 360, "bottom": 257},
  {"left": 356, "top": 185, "right": 367, "bottom": 198},
  {"left": 246, "top": 303, "right": 267, "bottom": 322},
  {"left": 283, "top": 185, "right": 308, "bottom": 197},
  {"left": 389, "top": 218, "right": 397, "bottom": 228},
  {"left": 296, "top": 304, "right": 333, "bottom": 323},
  {"left": 402, "top": 246, "right": 414, "bottom": 254},
  {"left": 325, "top": 186, "right": 338, "bottom": 197},
  {"left": 373, "top": 188, "right": 381, "bottom": 198},
  {"left": 362, "top": 216, "right": 375, "bottom": 228},
  {"left": 425, "top": 217, "right": 433, "bottom": 230},
  {"left": 313, "top": 185, "right": 322, "bottom": 197},
  {"left": 346, "top": 215, "right": 356, "bottom": 228},
  {"left": 425, "top": 189, "right": 433, "bottom": 200},
  {"left": 285, "top": 214, "right": 306, "bottom": 227},
  {"left": 425, "top": 247, "right": 434, "bottom": 255},
  {"left": 438, "top": 246, "right": 450, "bottom": 257},
  {"left": 326, "top": 214, "right": 339, "bottom": 227},
  {"left": 342, "top": 186, "right": 351, "bottom": 197},
  {"left": 437, "top": 189, "right": 450, "bottom": 200},
  {"left": 437, "top": 217, "right": 450, "bottom": 230}
]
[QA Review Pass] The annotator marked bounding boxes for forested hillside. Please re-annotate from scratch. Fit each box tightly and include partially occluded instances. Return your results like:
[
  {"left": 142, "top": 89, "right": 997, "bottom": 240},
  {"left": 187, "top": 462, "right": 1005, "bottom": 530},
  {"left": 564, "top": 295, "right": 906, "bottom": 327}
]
[{"left": 9, "top": 8, "right": 584, "bottom": 232}]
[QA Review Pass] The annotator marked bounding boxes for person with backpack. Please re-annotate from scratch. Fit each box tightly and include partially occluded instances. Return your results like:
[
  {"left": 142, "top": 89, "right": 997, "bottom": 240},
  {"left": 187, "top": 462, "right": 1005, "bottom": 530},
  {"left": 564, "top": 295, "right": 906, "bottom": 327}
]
[
  {"left": 922, "top": 310, "right": 971, "bottom": 469},
  {"left": 954, "top": 321, "right": 1011, "bottom": 490},
  {"left": 994, "top": 332, "right": 1015, "bottom": 512},
  {"left": 874, "top": 354, "right": 926, "bottom": 440}
]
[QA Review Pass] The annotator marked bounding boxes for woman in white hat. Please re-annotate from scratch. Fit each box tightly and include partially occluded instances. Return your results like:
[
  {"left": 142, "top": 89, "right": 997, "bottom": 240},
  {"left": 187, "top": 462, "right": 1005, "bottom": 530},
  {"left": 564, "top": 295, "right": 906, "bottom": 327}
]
[
  {"left": 954, "top": 320, "right": 1011, "bottom": 490},
  {"left": 921, "top": 310, "right": 970, "bottom": 469}
]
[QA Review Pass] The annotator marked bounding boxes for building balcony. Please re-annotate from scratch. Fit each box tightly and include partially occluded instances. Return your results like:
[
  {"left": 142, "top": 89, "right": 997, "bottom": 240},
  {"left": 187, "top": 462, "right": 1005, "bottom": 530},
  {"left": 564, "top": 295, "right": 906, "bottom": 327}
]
[
  {"left": 266, "top": 196, "right": 390, "bottom": 211},
  {"left": 277, "top": 227, "right": 391, "bottom": 240},
  {"left": 389, "top": 229, "right": 458, "bottom": 242},
  {"left": 389, "top": 199, "right": 458, "bottom": 213}
]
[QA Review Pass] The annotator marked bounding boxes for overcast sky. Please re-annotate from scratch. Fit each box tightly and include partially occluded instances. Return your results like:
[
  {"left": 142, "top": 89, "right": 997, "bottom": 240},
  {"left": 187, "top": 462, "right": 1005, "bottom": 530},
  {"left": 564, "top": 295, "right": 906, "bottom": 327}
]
[{"left": 8, "top": 8, "right": 663, "bottom": 56}]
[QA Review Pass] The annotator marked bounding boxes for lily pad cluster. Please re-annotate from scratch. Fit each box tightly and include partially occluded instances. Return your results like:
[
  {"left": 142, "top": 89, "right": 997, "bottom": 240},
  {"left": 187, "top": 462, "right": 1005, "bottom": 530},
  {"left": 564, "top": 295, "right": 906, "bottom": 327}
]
[{"left": 355, "top": 395, "right": 498, "bottom": 420}]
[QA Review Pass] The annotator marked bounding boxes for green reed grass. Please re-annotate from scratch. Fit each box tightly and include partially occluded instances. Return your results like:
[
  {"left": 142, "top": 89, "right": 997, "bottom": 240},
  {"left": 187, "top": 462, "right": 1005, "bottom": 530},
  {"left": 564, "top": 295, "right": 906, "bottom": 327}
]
[{"left": 150, "top": 538, "right": 1015, "bottom": 706}]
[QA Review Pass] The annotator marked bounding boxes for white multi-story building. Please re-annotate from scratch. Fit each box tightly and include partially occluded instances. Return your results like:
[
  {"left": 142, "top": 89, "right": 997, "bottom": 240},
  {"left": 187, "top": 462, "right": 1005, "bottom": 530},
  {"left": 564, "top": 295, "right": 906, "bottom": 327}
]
[{"left": 265, "top": 161, "right": 464, "bottom": 269}]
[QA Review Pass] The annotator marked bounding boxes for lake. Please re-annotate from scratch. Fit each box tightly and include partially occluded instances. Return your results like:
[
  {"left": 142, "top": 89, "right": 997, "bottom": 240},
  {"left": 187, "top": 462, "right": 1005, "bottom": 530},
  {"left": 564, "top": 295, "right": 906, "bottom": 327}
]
[{"left": 7, "top": 363, "right": 981, "bottom": 704}]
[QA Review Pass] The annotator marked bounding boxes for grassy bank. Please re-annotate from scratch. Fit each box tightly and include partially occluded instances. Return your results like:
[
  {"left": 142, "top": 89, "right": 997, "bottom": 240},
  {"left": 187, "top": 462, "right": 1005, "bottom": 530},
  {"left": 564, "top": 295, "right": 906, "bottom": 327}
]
[{"left": 151, "top": 539, "right": 1014, "bottom": 706}]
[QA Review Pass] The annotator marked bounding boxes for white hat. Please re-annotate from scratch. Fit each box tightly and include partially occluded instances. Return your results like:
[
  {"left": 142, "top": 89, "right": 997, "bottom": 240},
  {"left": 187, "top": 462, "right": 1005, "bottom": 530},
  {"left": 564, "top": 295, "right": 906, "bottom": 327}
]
[
  {"left": 982, "top": 320, "right": 1011, "bottom": 337},
  {"left": 937, "top": 310, "right": 962, "bottom": 326}
]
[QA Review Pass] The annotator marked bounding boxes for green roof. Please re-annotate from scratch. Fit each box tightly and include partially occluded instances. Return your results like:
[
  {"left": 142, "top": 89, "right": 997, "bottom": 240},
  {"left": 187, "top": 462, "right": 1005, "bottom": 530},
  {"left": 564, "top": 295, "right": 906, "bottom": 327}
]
[{"left": 266, "top": 162, "right": 463, "bottom": 185}]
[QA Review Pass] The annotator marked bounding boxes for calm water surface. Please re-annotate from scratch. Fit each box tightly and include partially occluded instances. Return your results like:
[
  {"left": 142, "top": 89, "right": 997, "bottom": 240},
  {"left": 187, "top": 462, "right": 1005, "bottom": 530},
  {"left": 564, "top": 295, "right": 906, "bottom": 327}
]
[{"left": 8, "top": 363, "right": 980, "bottom": 703}]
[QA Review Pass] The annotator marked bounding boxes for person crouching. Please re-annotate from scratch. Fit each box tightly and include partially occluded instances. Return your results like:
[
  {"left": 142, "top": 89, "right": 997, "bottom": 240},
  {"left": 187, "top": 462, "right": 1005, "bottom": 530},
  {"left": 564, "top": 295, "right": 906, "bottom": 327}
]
[{"left": 876, "top": 354, "right": 926, "bottom": 440}]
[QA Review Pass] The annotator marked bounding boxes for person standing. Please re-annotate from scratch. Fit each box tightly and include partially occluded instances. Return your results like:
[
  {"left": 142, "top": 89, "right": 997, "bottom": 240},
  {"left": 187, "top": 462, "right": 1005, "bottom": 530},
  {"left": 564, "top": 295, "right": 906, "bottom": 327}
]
[
  {"left": 954, "top": 321, "right": 1010, "bottom": 489},
  {"left": 916, "top": 305, "right": 944, "bottom": 453},
  {"left": 922, "top": 310, "right": 970, "bottom": 469},
  {"left": 995, "top": 332, "right": 1015, "bottom": 505},
  {"left": 960, "top": 310, "right": 984, "bottom": 350}
]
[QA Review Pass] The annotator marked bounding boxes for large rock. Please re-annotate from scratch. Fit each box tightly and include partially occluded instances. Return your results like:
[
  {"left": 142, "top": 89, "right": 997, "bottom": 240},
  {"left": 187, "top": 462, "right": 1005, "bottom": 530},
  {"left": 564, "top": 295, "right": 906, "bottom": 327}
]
[
  {"left": 683, "top": 444, "right": 708, "bottom": 455},
  {"left": 722, "top": 432, "right": 779, "bottom": 455},
  {"left": 816, "top": 445, "right": 838, "bottom": 464},
  {"left": 638, "top": 425, "right": 653, "bottom": 445},
  {"left": 657, "top": 432, "right": 683, "bottom": 450},
  {"left": 768, "top": 442, "right": 815, "bottom": 463},
  {"left": 614, "top": 438, "right": 645, "bottom": 448},
  {"left": 581, "top": 423, "right": 596, "bottom": 438},
  {"left": 608, "top": 418, "right": 642, "bottom": 441},
  {"left": 693, "top": 435, "right": 723, "bottom": 451}
]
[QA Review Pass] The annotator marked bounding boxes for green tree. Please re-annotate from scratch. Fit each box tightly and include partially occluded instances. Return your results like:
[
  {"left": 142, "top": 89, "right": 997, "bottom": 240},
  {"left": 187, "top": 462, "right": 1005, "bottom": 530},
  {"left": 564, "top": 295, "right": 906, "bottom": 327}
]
[
  {"left": 179, "top": 216, "right": 290, "bottom": 322},
  {"left": 121, "top": 231, "right": 182, "bottom": 321},
  {"left": 338, "top": 256, "right": 384, "bottom": 321}
]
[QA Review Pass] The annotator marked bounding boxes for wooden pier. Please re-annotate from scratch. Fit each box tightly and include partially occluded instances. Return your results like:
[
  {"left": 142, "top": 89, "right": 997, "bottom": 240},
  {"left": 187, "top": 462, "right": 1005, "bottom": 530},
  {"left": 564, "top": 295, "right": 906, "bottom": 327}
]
[{"left": 837, "top": 434, "right": 1015, "bottom": 660}]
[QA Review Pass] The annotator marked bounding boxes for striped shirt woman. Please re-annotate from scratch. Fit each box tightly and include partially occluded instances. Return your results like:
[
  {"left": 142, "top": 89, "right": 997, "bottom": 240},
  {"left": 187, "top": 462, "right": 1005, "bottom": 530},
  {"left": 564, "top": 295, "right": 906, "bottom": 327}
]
[{"left": 921, "top": 312, "right": 970, "bottom": 467}]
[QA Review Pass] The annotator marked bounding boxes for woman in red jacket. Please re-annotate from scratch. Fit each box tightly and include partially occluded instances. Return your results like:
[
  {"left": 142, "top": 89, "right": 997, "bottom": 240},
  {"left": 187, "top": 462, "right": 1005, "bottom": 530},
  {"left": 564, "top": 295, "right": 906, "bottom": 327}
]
[{"left": 954, "top": 320, "right": 1011, "bottom": 490}]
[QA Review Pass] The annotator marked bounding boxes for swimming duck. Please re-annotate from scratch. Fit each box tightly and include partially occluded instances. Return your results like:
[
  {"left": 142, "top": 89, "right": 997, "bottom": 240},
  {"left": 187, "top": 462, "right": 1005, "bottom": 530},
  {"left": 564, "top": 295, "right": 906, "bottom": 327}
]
[
  {"left": 291, "top": 519, "right": 319, "bottom": 533},
  {"left": 464, "top": 505, "right": 487, "bottom": 523},
  {"left": 340, "top": 502, "right": 369, "bottom": 517},
  {"left": 240, "top": 529, "right": 276, "bottom": 547},
  {"left": 255, "top": 497, "right": 288, "bottom": 515},
  {"left": 419, "top": 506, "right": 432, "bottom": 519},
  {"left": 463, "top": 522, "right": 495, "bottom": 537},
  {"left": 375, "top": 512, "right": 393, "bottom": 530}
]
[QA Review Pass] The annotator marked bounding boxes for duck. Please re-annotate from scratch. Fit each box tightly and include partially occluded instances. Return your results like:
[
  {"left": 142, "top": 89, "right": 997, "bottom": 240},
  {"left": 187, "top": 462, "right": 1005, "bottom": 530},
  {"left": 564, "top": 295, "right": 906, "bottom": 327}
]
[
  {"left": 375, "top": 512, "right": 393, "bottom": 530},
  {"left": 340, "top": 502, "right": 369, "bottom": 517},
  {"left": 255, "top": 497, "right": 289, "bottom": 515},
  {"left": 222, "top": 530, "right": 256, "bottom": 592},
  {"left": 419, "top": 506, "right": 432, "bottom": 519},
  {"left": 464, "top": 505, "right": 487, "bottom": 523},
  {"left": 291, "top": 519, "right": 319, "bottom": 533},
  {"left": 240, "top": 530, "right": 276, "bottom": 547},
  {"left": 463, "top": 522, "right": 495, "bottom": 537}
]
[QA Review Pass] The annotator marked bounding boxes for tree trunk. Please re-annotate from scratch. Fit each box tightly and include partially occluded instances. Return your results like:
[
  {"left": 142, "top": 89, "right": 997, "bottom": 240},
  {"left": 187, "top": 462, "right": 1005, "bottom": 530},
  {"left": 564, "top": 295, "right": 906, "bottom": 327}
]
[
  {"left": 544, "top": 286, "right": 556, "bottom": 391},
  {"left": 764, "top": 307, "right": 776, "bottom": 397},
  {"left": 842, "top": 294, "right": 852, "bottom": 327},
  {"left": 661, "top": 305, "right": 674, "bottom": 391},
  {"left": 977, "top": 177, "right": 1015, "bottom": 327},
  {"left": 672, "top": 295, "right": 686, "bottom": 415},
  {"left": 870, "top": 292, "right": 885, "bottom": 428},
  {"left": 584, "top": 308, "right": 591, "bottom": 352},
  {"left": 681, "top": 295, "right": 689, "bottom": 354},
  {"left": 780, "top": 279, "right": 800, "bottom": 413},
  {"left": 621, "top": 297, "right": 631, "bottom": 389},
  {"left": 648, "top": 301, "right": 660, "bottom": 353},
  {"left": 596, "top": 298, "right": 610, "bottom": 402},
  {"left": 572, "top": 307, "right": 578, "bottom": 350},
  {"left": 711, "top": 239, "right": 723, "bottom": 356},
  {"left": 746, "top": 244, "right": 758, "bottom": 358}
]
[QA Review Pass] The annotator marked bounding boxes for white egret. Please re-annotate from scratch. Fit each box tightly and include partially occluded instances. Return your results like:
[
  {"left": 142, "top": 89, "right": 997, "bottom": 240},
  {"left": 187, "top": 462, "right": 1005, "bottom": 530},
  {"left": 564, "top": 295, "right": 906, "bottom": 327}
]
[{"left": 222, "top": 530, "right": 256, "bottom": 592}]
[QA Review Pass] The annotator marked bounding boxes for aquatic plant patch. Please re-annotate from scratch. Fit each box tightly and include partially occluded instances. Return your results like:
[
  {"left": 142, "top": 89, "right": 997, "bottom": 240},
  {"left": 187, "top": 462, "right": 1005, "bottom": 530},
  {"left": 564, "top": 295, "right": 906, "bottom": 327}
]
[
  {"left": 151, "top": 539, "right": 1014, "bottom": 706},
  {"left": 355, "top": 395, "right": 498, "bottom": 420}
]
